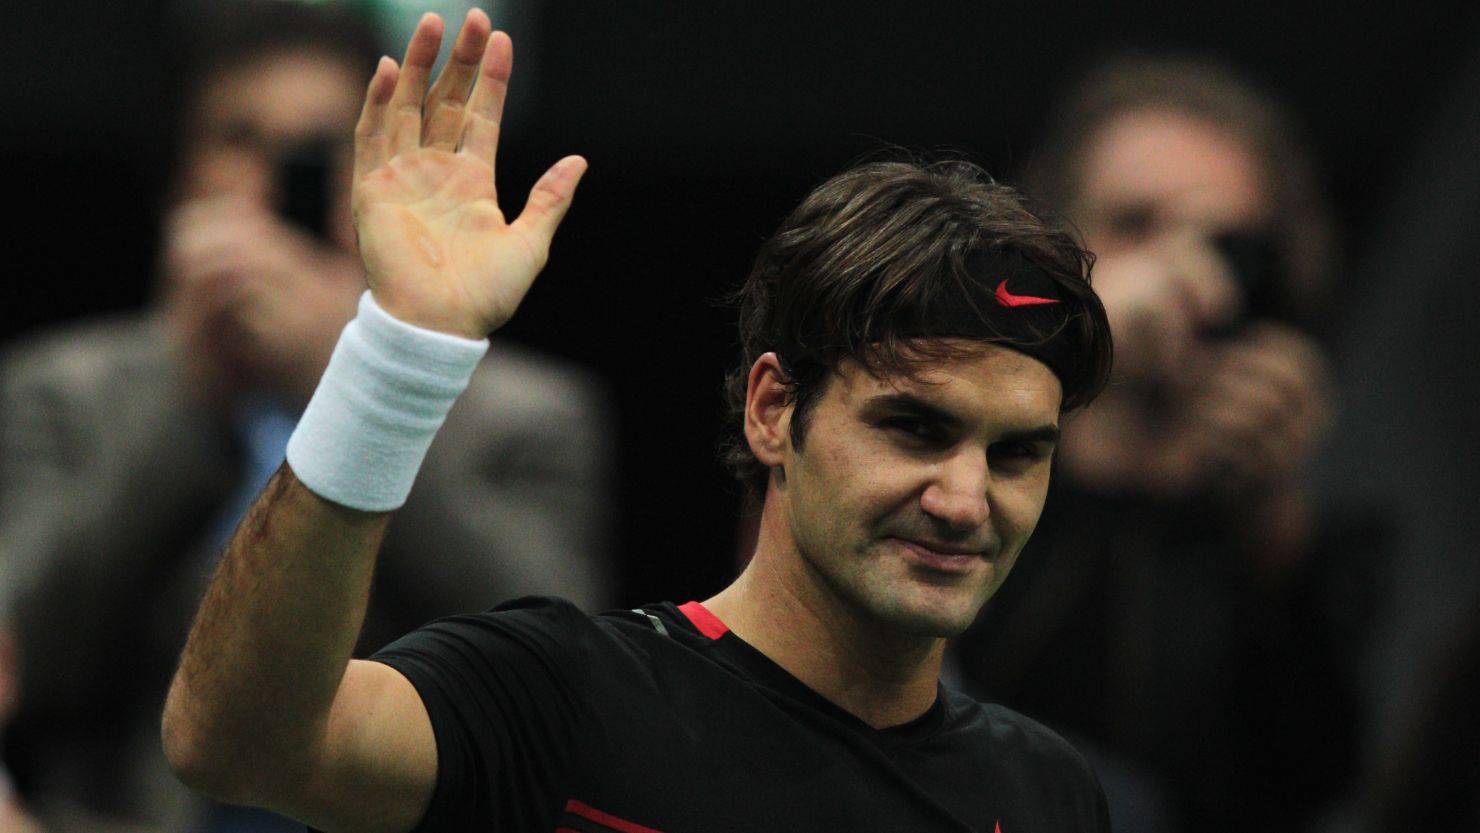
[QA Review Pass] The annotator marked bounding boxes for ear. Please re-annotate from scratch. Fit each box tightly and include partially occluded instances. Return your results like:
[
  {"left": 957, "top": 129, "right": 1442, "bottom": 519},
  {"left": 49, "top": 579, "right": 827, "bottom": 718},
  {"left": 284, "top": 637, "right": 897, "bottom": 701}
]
[{"left": 744, "top": 352, "right": 793, "bottom": 469}]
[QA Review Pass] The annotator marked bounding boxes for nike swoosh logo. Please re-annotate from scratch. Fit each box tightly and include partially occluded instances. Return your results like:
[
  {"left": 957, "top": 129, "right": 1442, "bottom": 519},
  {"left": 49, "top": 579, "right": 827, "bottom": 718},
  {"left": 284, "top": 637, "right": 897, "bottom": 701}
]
[{"left": 994, "top": 279, "right": 1060, "bottom": 307}]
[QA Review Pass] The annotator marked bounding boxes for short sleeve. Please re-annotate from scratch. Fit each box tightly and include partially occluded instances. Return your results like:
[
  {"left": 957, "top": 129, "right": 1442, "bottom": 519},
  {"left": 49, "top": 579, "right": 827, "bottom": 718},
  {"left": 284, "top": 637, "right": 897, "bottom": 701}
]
[{"left": 372, "top": 596, "right": 599, "bottom": 832}]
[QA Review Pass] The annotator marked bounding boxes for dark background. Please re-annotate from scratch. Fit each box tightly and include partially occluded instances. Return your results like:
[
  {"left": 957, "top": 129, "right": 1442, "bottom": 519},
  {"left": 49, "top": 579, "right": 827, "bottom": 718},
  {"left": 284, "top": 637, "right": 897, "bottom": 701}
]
[{"left": 3, "top": 0, "right": 1477, "bottom": 606}]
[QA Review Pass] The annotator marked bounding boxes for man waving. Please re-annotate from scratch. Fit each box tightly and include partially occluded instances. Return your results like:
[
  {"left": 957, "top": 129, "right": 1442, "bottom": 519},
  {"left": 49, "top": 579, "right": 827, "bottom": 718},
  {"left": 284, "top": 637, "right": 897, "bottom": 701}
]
[{"left": 164, "top": 10, "right": 1114, "bottom": 832}]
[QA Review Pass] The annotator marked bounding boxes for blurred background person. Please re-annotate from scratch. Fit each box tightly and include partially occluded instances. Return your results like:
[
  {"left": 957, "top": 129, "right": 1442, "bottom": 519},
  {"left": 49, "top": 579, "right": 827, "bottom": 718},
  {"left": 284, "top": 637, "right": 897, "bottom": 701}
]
[
  {"left": 0, "top": 2, "right": 613, "bottom": 831},
  {"left": 952, "top": 56, "right": 1375, "bottom": 833}
]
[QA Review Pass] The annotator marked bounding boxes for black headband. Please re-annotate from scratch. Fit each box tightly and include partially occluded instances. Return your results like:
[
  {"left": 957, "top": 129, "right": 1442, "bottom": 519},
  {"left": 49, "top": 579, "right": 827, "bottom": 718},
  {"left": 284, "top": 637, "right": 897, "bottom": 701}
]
[{"left": 776, "top": 248, "right": 1079, "bottom": 386}]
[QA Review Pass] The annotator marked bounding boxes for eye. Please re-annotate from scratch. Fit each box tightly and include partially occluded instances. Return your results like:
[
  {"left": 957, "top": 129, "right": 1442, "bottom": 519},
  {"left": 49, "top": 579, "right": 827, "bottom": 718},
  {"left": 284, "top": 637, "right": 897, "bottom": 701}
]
[
  {"left": 880, "top": 416, "right": 947, "bottom": 447},
  {"left": 219, "top": 119, "right": 263, "bottom": 148},
  {"left": 1103, "top": 204, "right": 1157, "bottom": 244},
  {"left": 988, "top": 441, "right": 1051, "bottom": 468}
]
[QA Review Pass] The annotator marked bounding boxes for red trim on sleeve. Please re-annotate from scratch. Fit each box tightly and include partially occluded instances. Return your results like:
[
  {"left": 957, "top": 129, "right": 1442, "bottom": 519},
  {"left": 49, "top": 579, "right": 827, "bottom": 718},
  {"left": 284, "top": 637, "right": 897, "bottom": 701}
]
[
  {"left": 564, "top": 799, "right": 668, "bottom": 833},
  {"left": 677, "top": 601, "right": 730, "bottom": 639}
]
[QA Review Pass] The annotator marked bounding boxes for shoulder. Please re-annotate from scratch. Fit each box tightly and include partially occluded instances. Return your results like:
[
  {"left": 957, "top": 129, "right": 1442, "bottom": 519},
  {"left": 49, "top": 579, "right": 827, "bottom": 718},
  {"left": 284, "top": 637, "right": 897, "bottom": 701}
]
[
  {"left": 0, "top": 315, "right": 198, "bottom": 440},
  {"left": 1, "top": 314, "right": 172, "bottom": 392},
  {"left": 428, "top": 342, "right": 613, "bottom": 481},
  {"left": 369, "top": 598, "right": 622, "bottom": 832},
  {"left": 382, "top": 595, "right": 596, "bottom": 643},
  {"left": 376, "top": 597, "right": 639, "bottom": 674},
  {"left": 374, "top": 598, "right": 697, "bottom": 702},
  {"left": 430, "top": 341, "right": 611, "bottom": 464},
  {"left": 371, "top": 598, "right": 681, "bottom": 772},
  {"left": 459, "top": 339, "right": 609, "bottom": 424},
  {"left": 936, "top": 692, "right": 1110, "bottom": 830},
  {"left": 944, "top": 689, "right": 1103, "bottom": 787}
]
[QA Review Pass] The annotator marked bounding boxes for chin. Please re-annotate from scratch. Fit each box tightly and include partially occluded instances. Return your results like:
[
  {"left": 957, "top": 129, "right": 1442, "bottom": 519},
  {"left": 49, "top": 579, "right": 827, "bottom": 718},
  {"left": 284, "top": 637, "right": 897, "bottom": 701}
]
[{"left": 872, "top": 594, "right": 982, "bottom": 639}]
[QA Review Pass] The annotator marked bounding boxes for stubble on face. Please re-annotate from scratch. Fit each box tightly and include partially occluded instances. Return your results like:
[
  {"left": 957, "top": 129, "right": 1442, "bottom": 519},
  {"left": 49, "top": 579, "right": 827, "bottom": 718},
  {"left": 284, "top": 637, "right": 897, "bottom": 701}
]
[{"left": 775, "top": 343, "right": 1062, "bottom": 639}]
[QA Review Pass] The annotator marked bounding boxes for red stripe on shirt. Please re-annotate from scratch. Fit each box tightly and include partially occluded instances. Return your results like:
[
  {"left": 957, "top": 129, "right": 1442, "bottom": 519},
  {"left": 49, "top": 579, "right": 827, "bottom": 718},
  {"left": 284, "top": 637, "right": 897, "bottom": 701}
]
[
  {"left": 563, "top": 799, "right": 667, "bottom": 833},
  {"left": 677, "top": 600, "right": 729, "bottom": 639}
]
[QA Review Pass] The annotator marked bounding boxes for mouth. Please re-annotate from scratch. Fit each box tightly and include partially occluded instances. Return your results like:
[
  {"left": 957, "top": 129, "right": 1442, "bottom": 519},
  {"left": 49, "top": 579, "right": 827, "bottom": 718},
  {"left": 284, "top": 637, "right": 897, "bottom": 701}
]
[{"left": 891, "top": 537, "right": 989, "bottom": 574}]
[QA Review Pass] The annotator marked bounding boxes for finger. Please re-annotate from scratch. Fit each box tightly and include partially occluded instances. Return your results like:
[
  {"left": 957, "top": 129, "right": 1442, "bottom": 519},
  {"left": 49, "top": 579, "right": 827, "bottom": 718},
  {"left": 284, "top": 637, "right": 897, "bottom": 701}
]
[
  {"left": 354, "top": 57, "right": 400, "bottom": 180},
  {"left": 388, "top": 14, "right": 446, "bottom": 154},
  {"left": 511, "top": 156, "right": 588, "bottom": 246},
  {"left": 168, "top": 194, "right": 261, "bottom": 231},
  {"left": 1188, "top": 406, "right": 1280, "bottom": 486},
  {"left": 1215, "top": 349, "right": 1335, "bottom": 460},
  {"left": 1164, "top": 230, "right": 1241, "bottom": 329},
  {"left": 1207, "top": 353, "right": 1305, "bottom": 424},
  {"left": 1241, "top": 323, "right": 1331, "bottom": 385},
  {"left": 1190, "top": 374, "right": 1307, "bottom": 481},
  {"left": 1199, "top": 372, "right": 1291, "bottom": 435},
  {"left": 422, "top": 8, "right": 490, "bottom": 151},
  {"left": 459, "top": 30, "right": 514, "bottom": 168},
  {"left": 1217, "top": 329, "right": 1333, "bottom": 423},
  {"left": 1094, "top": 251, "right": 1202, "bottom": 381},
  {"left": 166, "top": 199, "right": 271, "bottom": 280}
]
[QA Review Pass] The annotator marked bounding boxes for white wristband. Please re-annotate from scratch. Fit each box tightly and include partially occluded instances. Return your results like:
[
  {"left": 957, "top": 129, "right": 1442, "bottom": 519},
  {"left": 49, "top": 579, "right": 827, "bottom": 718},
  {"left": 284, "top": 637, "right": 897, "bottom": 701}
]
[{"left": 286, "top": 291, "right": 489, "bottom": 511}]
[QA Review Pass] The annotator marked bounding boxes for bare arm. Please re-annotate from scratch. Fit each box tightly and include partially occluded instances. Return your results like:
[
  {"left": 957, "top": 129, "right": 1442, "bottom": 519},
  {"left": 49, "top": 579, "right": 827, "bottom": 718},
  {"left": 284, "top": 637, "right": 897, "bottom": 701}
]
[
  {"left": 161, "top": 8, "right": 586, "bottom": 830},
  {"left": 162, "top": 468, "right": 431, "bottom": 831}
]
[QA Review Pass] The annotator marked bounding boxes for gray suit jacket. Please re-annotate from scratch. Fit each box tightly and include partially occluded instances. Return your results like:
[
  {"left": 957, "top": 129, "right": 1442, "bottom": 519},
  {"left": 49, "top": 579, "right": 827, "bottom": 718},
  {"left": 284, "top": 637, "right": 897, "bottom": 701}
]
[{"left": 0, "top": 313, "right": 615, "bottom": 831}]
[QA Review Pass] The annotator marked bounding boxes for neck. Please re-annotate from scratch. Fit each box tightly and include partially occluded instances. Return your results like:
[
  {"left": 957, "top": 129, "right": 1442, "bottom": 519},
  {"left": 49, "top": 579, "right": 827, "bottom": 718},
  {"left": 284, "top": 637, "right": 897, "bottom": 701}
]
[{"left": 705, "top": 505, "right": 944, "bottom": 729}]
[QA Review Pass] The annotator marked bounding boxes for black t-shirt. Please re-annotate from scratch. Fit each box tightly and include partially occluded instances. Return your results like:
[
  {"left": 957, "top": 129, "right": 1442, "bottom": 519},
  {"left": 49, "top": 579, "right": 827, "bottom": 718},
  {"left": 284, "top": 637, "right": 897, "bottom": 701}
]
[{"left": 374, "top": 596, "right": 1110, "bottom": 833}]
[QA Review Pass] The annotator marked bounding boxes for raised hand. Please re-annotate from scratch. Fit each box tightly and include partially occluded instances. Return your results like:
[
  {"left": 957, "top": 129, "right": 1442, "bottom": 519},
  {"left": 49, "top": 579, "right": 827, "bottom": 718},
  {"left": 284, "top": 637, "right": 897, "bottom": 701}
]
[{"left": 352, "top": 10, "right": 586, "bottom": 338}]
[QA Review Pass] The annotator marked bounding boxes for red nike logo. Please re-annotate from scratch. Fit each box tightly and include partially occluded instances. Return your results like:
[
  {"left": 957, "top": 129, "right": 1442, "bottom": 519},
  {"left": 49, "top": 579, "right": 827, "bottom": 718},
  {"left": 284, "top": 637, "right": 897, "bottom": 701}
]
[{"left": 994, "top": 279, "right": 1060, "bottom": 307}]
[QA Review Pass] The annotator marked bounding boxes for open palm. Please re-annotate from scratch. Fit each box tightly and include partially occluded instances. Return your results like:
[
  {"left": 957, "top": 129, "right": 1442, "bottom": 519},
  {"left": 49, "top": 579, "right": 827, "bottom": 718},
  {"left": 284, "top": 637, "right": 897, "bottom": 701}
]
[{"left": 352, "top": 11, "right": 585, "bottom": 338}]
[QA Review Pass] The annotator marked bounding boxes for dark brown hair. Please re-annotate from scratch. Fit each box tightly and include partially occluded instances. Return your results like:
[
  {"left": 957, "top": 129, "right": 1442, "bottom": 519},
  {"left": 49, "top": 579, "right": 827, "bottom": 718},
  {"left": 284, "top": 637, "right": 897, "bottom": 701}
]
[{"left": 720, "top": 158, "right": 1113, "bottom": 498}]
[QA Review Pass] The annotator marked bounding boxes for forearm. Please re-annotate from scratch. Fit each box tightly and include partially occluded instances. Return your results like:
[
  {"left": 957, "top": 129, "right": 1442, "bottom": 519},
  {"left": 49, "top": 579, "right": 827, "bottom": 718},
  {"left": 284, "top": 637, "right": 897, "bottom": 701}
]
[
  {"left": 160, "top": 9, "right": 585, "bottom": 816},
  {"left": 163, "top": 464, "right": 389, "bottom": 802},
  {"left": 163, "top": 285, "right": 489, "bottom": 806}
]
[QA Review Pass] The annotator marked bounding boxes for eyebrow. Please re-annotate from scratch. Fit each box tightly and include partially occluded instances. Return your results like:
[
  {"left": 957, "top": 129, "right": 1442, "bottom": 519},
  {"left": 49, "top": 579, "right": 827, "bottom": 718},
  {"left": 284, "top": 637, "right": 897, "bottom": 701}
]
[
  {"left": 861, "top": 392, "right": 1060, "bottom": 445},
  {"left": 996, "top": 424, "right": 1061, "bottom": 446}
]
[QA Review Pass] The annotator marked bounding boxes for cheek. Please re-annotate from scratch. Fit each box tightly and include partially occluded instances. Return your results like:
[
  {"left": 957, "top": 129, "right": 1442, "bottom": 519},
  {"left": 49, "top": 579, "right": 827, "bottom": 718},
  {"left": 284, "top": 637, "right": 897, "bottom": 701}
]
[
  {"left": 995, "top": 473, "right": 1052, "bottom": 544},
  {"left": 835, "top": 448, "right": 919, "bottom": 524},
  {"left": 790, "top": 441, "right": 894, "bottom": 541}
]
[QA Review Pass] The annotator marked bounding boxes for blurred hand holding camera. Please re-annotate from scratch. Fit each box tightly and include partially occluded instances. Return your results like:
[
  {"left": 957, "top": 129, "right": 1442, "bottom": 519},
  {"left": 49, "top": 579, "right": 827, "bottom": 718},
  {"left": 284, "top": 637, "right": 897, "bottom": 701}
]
[
  {"left": 1082, "top": 227, "right": 1334, "bottom": 503},
  {"left": 160, "top": 194, "right": 362, "bottom": 409},
  {"left": 1059, "top": 220, "right": 1335, "bottom": 573},
  {"left": 1090, "top": 225, "right": 1242, "bottom": 384}
]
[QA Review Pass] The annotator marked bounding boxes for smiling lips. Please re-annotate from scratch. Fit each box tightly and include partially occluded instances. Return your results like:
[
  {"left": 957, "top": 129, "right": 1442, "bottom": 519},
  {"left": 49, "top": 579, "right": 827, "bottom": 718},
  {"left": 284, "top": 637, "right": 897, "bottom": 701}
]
[{"left": 893, "top": 537, "right": 989, "bottom": 573}]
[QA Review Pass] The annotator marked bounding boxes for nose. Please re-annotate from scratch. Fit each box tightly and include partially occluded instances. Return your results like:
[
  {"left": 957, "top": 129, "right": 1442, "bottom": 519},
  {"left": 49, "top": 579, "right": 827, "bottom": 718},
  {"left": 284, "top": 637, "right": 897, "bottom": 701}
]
[
  {"left": 180, "top": 146, "right": 277, "bottom": 208},
  {"left": 919, "top": 450, "right": 991, "bottom": 532}
]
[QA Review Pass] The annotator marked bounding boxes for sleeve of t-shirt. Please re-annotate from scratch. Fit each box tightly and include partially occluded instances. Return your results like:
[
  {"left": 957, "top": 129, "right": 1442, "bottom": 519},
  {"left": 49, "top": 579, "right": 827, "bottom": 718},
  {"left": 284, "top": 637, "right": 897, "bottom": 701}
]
[{"left": 370, "top": 595, "right": 600, "bottom": 832}]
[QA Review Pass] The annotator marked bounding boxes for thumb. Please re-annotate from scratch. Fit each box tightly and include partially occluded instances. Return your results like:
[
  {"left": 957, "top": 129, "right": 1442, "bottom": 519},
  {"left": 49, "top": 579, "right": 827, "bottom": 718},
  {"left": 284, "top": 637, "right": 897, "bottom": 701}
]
[{"left": 510, "top": 155, "right": 588, "bottom": 246}]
